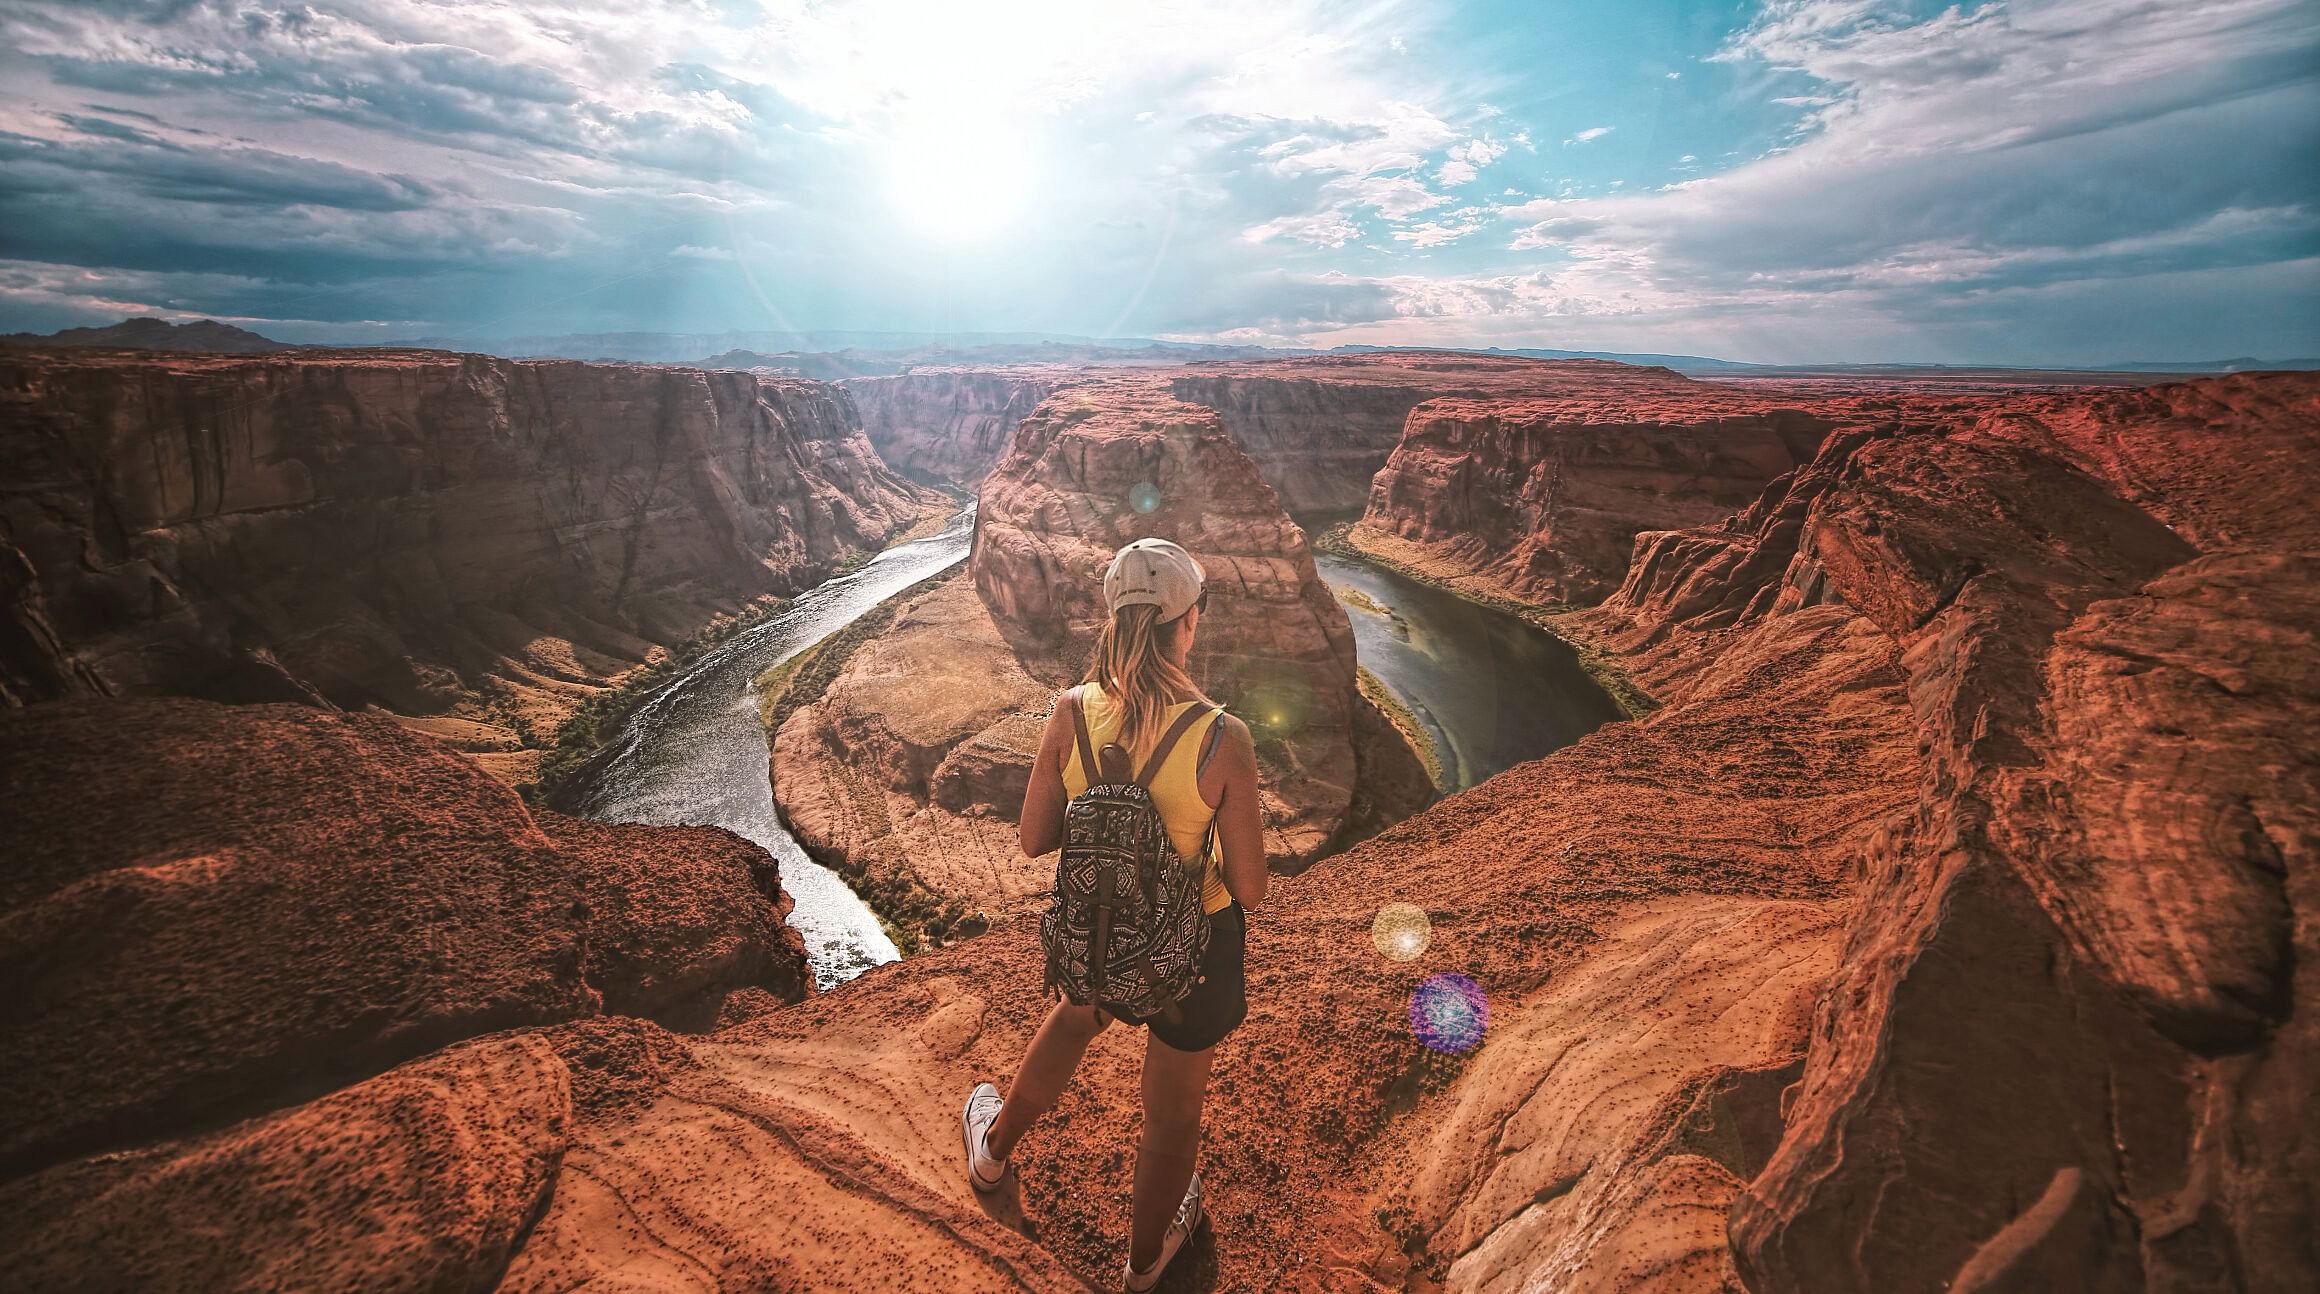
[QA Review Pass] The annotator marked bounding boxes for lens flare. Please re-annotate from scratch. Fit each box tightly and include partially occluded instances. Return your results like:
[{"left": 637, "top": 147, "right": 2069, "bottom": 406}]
[
  {"left": 1234, "top": 662, "right": 1315, "bottom": 740},
  {"left": 1128, "top": 481, "right": 1163, "bottom": 514},
  {"left": 1371, "top": 903, "right": 1431, "bottom": 962},
  {"left": 1410, "top": 973, "right": 1488, "bottom": 1053}
]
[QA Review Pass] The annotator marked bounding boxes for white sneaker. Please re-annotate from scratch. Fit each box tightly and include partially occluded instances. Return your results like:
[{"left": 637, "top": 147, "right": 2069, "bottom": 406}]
[
  {"left": 1123, "top": 1170, "right": 1203, "bottom": 1292},
  {"left": 960, "top": 1082, "right": 1008, "bottom": 1193}
]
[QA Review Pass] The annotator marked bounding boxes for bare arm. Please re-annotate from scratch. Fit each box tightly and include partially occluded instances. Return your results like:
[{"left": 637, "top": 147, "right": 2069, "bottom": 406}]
[
  {"left": 1018, "top": 690, "right": 1077, "bottom": 858},
  {"left": 1204, "top": 714, "right": 1268, "bottom": 909}
]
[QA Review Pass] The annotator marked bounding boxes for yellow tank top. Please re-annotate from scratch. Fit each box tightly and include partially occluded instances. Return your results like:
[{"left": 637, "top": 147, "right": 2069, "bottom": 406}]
[{"left": 1062, "top": 684, "right": 1233, "bottom": 915}]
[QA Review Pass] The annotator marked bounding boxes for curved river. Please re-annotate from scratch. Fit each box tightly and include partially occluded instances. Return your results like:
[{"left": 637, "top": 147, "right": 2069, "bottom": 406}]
[
  {"left": 574, "top": 506, "right": 977, "bottom": 988},
  {"left": 1315, "top": 551, "right": 1625, "bottom": 791},
  {"left": 571, "top": 508, "right": 1618, "bottom": 987}
]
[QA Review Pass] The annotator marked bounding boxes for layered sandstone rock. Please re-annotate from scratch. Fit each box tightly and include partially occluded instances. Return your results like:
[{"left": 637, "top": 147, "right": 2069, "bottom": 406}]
[
  {"left": 1582, "top": 372, "right": 2320, "bottom": 1291},
  {"left": 1175, "top": 352, "right": 1709, "bottom": 517},
  {"left": 0, "top": 696, "right": 807, "bottom": 1179},
  {"left": 971, "top": 379, "right": 1368, "bottom": 865},
  {"left": 1355, "top": 386, "right": 1840, "bottom": 605},
  {"left": 842, "top": 368, "right": 1071, "bottom": 485},
  {"left": 0, "top": 348, "right": 938, "bottom": 760},
  {"left": 1171, "top": 365, "right": 1440, "bottom": 515}
]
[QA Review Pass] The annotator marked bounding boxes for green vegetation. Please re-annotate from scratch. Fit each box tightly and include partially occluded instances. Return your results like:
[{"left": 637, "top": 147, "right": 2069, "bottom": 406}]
[
  {"left": 1357, "top": 665, "right": 1443, "bottom": 790},
  {"left": 1314, "top": 520, "right": 1661, "bottom": 721},
  {"left": 531, "top": 592, "right": 791, "bottom": 808},
  {"left": 752, "top": 566, "right": 988, "bottom": 956}
]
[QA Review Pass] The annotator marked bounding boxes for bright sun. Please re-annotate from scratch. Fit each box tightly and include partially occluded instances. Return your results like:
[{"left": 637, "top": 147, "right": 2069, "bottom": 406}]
[{"left": 886, "top": 115, "right": 1035, "bottom": 241}]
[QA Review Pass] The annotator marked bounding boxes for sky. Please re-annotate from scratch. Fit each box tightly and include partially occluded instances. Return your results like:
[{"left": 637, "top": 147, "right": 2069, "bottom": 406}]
[{"left": 0, "top": 0, "right": 2315, "bottom": 364}]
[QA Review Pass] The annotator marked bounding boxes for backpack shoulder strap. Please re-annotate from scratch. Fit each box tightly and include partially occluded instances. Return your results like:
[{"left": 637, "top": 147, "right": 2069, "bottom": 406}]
[
  {"left": 1135, "top": 701, "right": 1221, "bottom": 787},
  {"left": 1196, "top": 710, "right": 1228, "bottom": 779},
  {"left": 1066, "top": 685, "right": 1100, "bottom": 789}
]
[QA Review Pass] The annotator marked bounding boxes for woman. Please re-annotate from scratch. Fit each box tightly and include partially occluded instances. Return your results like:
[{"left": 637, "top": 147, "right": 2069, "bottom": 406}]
[{"left": 960, "top": 536, "right": 1267, "bottom": 1291}]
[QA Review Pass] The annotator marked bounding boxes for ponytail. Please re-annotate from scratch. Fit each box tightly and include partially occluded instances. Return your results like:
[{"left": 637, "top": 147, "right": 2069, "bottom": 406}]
[{"left": 1084, "top": 603, "right": 1200, "bottom": 754}]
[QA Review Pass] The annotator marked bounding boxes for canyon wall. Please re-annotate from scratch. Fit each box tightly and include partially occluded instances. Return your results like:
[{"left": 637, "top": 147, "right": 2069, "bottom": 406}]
[
  {"left": 1582, "top": 371, "right": 2320, "bottom": 1290},
  {"left": 1174, "top": 352, "right": 1697, "bottom": 517},
  {"left": 1170, "top": 368, "right": 1437, "bottom": 514},
  {"left": 0, "top": 348, "right": 936, "bottom": 748},
  {"left": 842, "top": 368, "right": 1069, "bottom": 485},
  {"left": 1356, "top": 388, "right": 1840, "bottom": 605}
]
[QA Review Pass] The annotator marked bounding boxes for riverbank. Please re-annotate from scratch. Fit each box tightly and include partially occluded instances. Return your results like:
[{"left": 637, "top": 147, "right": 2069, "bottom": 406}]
[
  {"left": 531, "top": 492, "right": 960, "bottom": 810},
  {"left": 1314, "top": 520, "right": 1660, "bottom": 720},
  {"left": 1357, "top": 665, "right": 1443, "bottom": 789},
  {"left": 752, "top": 568, "right": 994, "bottom": 956}
]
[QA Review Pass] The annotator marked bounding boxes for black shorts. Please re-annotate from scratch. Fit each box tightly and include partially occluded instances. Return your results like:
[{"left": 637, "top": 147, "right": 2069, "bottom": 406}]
[{"left": 1105, "top": 902, "right": 1248, "bottom": 1053}]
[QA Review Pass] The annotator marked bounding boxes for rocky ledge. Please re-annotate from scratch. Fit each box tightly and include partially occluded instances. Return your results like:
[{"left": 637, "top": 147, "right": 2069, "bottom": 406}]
[{"left": 0, "top": 696, "right": 809, "bottom": 1187}]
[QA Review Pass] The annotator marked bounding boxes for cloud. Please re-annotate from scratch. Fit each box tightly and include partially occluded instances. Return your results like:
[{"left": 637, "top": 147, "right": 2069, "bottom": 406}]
[
  {"left": 1392, "top": 215, "right": 1489, "bottom": 248},
  {"left": 1244, "top": 211, "right": 1364, "bottom": 247},
  {"left": 0, "top": 0, "right": 2311, "bottom": 363},
  {"left": 1442, "top": 0, "right": 2320, "bottom": 360},
  {"left": 1435, "top": 136, "right": 1507, "bottom": 185}
]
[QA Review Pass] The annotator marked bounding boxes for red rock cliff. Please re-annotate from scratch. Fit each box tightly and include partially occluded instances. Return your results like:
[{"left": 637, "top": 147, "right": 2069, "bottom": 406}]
[
  {"left": 970, "top": 378, "right": 1365, "bottom": 864},
  {"left": 1174, "top": 351, "right": 1689, "bottom": 517},
  {"left": 0, "top": 348, "right": 935, "bottom": 721},
  {"left": 1572, "top": 371, "right": 2320, "bottom": 1290},
  {"left": 842, "top": 368, "right": 1069, "bottom": 485},
  {"left": 1356, "top": 379, "right": 1840, "bottom": 605}
]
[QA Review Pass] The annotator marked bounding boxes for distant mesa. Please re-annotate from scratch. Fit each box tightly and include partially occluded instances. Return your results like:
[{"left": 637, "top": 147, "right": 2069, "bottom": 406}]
[{"left": 0, "top": 316, "right": 291, "bottom": 354}]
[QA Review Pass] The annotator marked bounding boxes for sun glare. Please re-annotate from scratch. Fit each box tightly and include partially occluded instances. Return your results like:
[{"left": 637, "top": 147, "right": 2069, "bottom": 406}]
[{"left": 885, "top": 115, "right": 1036, "bottom": 241}]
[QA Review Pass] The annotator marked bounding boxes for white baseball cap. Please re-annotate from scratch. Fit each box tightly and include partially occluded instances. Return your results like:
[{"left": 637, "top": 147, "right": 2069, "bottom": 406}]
[{"left": 1103, "top": 537, "right": 1207, "bottom": 622}]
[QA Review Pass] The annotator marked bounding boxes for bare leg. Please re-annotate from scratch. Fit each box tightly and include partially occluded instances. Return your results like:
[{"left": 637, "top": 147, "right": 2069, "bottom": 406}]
[
  {"left": 1129, "top": 1034, "right": 1217, "bottom": 1272},
  {"left": 987, "top": 1000, "right": 1110, "bottom": 1161}
]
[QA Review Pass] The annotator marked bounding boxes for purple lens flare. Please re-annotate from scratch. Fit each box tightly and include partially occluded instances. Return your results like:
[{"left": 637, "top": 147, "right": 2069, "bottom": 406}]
[{"left": 1410, "top": 972, "right": 1488, "bottom": 1053}]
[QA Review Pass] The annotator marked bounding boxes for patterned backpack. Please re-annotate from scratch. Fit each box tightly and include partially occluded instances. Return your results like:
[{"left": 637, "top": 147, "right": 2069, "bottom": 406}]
[{"left": 1040, "top": 686, "right": 1220, "bottom": 1022}]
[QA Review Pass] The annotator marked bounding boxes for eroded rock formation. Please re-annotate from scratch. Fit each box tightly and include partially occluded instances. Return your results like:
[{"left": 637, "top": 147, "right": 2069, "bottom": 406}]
[
  {"left": 0, "top": 348, "right": 938, "bottom": 770},
  {"left": 842, "top": 368, "right": 1071, "bottom": 485},
  {"left": 1175, "top": 352, "right": 1690, "bottom": 516},
  {"left": 1354, "top": 380, "right": 1844, "bottom": 605},
  {"left": 1585, "top": 371, "right": 2320, "bottom": 1290},
  {"left": 0, "top": 696, "right": 807, "bottom": 1186}
]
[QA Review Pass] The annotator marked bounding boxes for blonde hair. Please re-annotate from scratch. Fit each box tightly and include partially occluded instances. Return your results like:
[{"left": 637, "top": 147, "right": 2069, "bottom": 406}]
[{"left": 1084, "top": 603, "right": 1201, "bottom": 754}]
